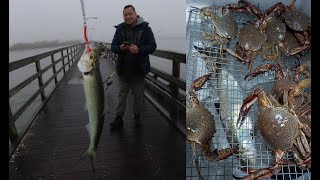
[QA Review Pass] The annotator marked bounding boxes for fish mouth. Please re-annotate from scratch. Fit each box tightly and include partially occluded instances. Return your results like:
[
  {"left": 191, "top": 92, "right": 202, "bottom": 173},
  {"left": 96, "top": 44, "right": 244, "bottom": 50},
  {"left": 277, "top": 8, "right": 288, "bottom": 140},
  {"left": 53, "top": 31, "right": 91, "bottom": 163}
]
[{"left": 83, "top": 70, "right": 93, "bottom": 76}]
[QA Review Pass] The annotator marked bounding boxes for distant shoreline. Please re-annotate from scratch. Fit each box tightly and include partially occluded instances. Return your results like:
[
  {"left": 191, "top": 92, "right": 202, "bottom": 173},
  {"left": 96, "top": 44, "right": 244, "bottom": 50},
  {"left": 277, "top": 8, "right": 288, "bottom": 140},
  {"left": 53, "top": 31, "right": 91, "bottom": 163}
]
[{"left": 9, "top": 40, "right": 82, "bottom": 51}]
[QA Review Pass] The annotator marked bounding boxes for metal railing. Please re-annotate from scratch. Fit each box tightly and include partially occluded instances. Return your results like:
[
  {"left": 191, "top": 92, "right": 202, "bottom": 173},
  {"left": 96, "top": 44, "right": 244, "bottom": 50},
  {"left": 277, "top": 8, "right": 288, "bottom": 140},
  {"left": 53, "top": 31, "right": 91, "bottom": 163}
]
[
  {"left": 103, "top": 43, "right": 186, "bottom": 135},
  {"left": 9, "top": 42, "right": 186, "bottom": 158},
  {"left": 9, "top": 43, "right": 85, "bottom": 157}
]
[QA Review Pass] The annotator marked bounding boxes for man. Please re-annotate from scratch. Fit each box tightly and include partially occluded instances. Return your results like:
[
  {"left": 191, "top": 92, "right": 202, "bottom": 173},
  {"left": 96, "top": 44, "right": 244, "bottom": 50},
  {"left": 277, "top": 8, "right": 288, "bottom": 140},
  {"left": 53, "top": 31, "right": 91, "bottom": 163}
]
[{"left": 110, "top": 5, "right": 157, "bottom": 129}]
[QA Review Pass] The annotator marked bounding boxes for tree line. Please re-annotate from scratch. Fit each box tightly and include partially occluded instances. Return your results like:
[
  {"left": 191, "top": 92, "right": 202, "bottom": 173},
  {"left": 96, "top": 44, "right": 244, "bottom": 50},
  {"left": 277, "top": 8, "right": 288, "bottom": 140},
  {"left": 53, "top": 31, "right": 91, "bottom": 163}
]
[{"left": 9, "top": 40, "right": 82, "bottom": 51}]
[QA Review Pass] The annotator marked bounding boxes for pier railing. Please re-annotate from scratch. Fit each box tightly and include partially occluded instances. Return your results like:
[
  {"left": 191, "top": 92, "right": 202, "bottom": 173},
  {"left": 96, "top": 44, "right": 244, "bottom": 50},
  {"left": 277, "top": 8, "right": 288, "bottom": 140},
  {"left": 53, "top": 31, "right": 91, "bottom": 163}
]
[
  {"left": 9, "top": 43, "right": 85, "bottom": 157},
  {"left": 103, "top": 43, "right": 186, "bottom": 134},
  {"left": 9, "top": 42, "right": 186, "bottom": 158}
]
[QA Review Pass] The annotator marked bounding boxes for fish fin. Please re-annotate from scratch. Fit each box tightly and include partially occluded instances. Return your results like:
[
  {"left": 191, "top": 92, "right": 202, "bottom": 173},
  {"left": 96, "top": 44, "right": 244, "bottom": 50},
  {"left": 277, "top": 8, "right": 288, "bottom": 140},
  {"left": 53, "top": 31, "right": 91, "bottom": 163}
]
[
  {"left": 83, "top": 102, "right": 88, "bottom": 111},
  {"left": 83, "top": 99, "right": 88, "bottom": 111},
  {"left": 85, "top": 123, "right": 91, "bottom": 139}
]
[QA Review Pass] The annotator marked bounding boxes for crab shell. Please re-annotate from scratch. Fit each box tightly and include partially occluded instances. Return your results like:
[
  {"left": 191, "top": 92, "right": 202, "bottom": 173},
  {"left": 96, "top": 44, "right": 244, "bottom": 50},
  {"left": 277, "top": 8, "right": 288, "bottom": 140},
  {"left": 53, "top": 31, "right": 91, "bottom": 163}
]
[
  {"left": 279, "top": 31, "right": 301, "bottom": 55},
  {"left": 213, "top": 15, "right": 238, "bottom": 39},
  {"left": 257, "top": 107, "right": 300, "bottom": 151},
  {"left": 283, "top": 9, "right": 311, "bottom": 32},
  {"left": 238, "top": 24, "right": 267, "bottom": 51},
  {"left": 272, "top": 78, "right": 296, "bottom": 99},
  {"left": 186, "top": 105, "right": 216, "bottom": 145},
  {"left": 265, "top": 16, "right": 286, "bottom": 43}
]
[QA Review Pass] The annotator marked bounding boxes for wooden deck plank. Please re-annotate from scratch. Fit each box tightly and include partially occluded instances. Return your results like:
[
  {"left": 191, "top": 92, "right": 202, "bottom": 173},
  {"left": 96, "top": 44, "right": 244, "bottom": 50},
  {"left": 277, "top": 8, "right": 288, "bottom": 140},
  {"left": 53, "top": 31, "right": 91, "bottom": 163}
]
[{"left": 9, "top": 57, "right": 185, "bottom": 179}]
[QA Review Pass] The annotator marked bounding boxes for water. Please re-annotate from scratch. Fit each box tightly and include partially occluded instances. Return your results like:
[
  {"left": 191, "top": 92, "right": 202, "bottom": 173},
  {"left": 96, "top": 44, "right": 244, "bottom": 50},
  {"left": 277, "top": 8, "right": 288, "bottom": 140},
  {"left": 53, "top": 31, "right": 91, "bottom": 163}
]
[{"left": 151, "top": 36, "right": 186, "bottom": 80}]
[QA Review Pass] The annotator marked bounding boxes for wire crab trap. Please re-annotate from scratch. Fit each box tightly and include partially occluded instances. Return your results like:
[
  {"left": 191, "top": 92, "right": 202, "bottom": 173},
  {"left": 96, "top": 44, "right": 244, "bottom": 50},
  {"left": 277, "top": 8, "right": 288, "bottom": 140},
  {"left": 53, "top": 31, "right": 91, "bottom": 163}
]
[{"left": 186, "top": 6, "right": 311, "bottom": 180}]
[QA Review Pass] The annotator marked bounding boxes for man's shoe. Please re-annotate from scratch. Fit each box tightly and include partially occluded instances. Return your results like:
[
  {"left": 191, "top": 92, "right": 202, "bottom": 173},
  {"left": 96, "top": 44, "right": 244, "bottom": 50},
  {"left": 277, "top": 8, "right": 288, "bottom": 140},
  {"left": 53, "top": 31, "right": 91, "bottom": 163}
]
[{"left": 110, "top": 115, "right": 123, "bottom": 128}]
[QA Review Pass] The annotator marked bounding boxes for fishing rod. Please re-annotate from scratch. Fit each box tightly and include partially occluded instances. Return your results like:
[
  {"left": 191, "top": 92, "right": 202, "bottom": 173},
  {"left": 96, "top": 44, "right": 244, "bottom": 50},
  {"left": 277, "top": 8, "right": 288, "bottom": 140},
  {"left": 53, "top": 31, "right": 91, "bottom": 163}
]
[
  {"left": 103, "top": 71, "right": 116, "bottom": 90},
  {"left": 80, "top": 0, "right": 92, "bottom": 53},
  {"left": 80, "top": 0, "right": 115, "bottom": 91}
]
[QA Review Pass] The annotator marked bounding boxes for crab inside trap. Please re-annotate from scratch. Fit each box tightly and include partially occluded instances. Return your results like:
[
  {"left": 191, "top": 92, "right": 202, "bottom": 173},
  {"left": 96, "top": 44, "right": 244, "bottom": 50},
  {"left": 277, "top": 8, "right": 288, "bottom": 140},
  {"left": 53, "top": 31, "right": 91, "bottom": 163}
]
[{"left": 186, "top": 0, "right": 311, "bottom": 179}]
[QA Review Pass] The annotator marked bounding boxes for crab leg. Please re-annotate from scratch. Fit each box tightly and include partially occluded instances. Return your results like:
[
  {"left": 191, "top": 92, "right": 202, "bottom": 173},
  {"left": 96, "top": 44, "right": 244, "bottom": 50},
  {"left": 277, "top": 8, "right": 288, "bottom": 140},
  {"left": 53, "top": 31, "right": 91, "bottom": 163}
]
[
  {"left": 296, "top": 60, "right": 311, "bottom": 80},
  {"left": 299, "top": 122, "right": 311, "bottom": 138},
  {"left": 225, "top": 3, "right": 252, "bottom": 14},
  {"left": 291, "top": 144, "right": 311, "bottom": 170},
  {"left": 238, "top": 0, "right": 263, "bottom": 19},
  {"left": 288, "top": 45, "right": 309, "bottom": 56},
  {"left": 288, "top": 0, "right": 297, "bottom": 10},
  {"left": 233, "top": 150, "right": 285, "bottom": 180},
  {"left": 234, "top": 169, "right": 273, "bottom": 180},
  {"left": 294, "top": 138, "right": 307, "bottom": 158},
  {"left": 265, "top": 2, "right": 286, "bottom": 17},
  {"left": 194, "top": 44, "right": 216, "bottom": 57},
  {"left": 290, "top": 78, "right": 311, "bottom": 97},
  {"left": 224, "top": 47, "right": 246, "bottom": 62},
  {"left": 299, "top": 132, "right": 311, "bottom": 155},
  {"left": 244, "top": 63, "right": 278, "bottom": 80},
  {"left": 191, "top": 143, "right": 204, "bottom": 180},
  {"left": 199, "top": 142, "right": 239, "bottom": 161}
]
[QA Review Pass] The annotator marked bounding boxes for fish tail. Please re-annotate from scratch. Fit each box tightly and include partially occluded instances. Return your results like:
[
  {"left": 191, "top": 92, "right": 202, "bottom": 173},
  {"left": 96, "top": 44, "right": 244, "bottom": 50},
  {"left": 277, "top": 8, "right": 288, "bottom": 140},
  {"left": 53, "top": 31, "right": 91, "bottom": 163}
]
[{"left": 81, "top": 148, "right": 96, "bottom": 172}]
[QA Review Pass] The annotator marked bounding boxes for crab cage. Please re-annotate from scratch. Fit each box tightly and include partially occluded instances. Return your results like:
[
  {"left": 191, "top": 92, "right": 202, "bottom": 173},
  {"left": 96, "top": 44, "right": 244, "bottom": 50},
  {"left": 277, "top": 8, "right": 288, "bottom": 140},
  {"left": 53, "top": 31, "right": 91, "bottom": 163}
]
[{"left": 186, "top": 3, "right": 311, "bottom": 180}]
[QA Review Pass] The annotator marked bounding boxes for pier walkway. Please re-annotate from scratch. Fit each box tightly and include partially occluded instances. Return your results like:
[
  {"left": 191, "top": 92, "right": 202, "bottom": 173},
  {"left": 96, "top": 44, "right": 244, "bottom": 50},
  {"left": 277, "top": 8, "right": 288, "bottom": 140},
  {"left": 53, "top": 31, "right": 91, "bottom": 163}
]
[{"left": 9, "top": 56, "right": 185, "bottom": 180}]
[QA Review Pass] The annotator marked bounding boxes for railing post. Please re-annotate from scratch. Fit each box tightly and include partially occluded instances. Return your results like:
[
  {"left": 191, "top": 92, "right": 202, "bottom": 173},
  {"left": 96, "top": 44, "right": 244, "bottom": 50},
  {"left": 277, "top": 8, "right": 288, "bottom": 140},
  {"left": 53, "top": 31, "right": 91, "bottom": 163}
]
[
  {"left": 70, "top": 47, "right": 73, "bottom": 61},
  {"left": 169, "top": 58, "right": 180, "bottom": 121},
  {"left": 66, "top": 50, "right": 71, "bottom": 69},
  {"left": 9, "top": 102, "right": 17, "bottom": 142},
  {"left": 51, "top": 54, "right": 58, "bottom": 84},
  {"left": 75, "top": 46, "right": 79, "bottom": 61},
  {"left": 35, "top": 61, "right": 46, "bottom": 101},
  {"left": 73, "top": 47, "right": 76, "bottom": 62},
  {"left": 171, "top": 59, "right": 180, "bottom": 98},
  {"left": 67, "top": 49, "right": 71, "bottom": 64},
  {"left": 61, "top": 51, "right": 66, "bottom": 74}
]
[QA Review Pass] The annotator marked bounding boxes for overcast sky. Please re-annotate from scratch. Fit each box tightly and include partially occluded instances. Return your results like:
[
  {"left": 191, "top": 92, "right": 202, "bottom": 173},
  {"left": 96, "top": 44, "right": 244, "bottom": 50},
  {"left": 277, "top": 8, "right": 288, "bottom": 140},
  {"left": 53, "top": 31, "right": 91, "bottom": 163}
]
[{"left": 9, "top": 0, "right": 186, "bottom": 45}]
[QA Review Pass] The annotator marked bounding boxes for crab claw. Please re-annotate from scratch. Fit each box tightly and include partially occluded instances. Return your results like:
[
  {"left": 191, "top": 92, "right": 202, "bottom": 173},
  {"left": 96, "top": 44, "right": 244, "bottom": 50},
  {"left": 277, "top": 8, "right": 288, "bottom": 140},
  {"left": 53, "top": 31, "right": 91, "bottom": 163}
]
[
  {"left": 238, "top": 0, "right": 263, "bottom": 19},
  {"left": 200, "top": 142, "right": 239, "bottom": 161},
  {"left": 289, "top": 45, "right": 309, "bottom": 56},
  {"left": 234, "top": 150, "right": 284, "bottom": 180},
  {"left": 194, "top": 44, "right": 216, "bottom": 57},
  {"left": 244, "top": 63, "right": 278, "bottom": 80},
  {"left": 190, "top": 73, "right": 212, "bottom": 92},
  {"left": 265, "top": 2, "right": 286, "bottom": 17},
  {"left": 237, "top": 88, "right": 261, "bottom": 128},
  {"left": 296, "top": 60, "right": 311, "bottom": 80},
  {"left": 290, "top": 78, "right": 311, "bottom": 97}
]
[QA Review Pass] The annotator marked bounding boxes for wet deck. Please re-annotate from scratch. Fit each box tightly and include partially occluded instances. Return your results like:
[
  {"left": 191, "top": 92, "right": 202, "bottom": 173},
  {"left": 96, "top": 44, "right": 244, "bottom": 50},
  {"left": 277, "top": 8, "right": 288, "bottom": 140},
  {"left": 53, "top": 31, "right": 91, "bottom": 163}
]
[{"left": 9, "top": 57, "right": 185, "bottom": 180}]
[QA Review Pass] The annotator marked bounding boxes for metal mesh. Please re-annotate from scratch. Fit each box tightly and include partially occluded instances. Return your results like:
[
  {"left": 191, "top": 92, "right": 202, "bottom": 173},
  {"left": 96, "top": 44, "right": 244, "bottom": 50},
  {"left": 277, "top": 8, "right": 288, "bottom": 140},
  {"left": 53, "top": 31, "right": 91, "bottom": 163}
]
[{"left": 186, "top": 7, "right": 311, "bottom": 180}]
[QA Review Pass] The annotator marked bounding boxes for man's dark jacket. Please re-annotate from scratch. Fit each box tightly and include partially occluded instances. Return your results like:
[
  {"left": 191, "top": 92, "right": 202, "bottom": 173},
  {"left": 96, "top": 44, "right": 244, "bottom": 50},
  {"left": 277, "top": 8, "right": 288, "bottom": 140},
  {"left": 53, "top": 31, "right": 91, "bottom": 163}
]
[{"left": 111, "top": 17, "right": 157, "bottom": 76}]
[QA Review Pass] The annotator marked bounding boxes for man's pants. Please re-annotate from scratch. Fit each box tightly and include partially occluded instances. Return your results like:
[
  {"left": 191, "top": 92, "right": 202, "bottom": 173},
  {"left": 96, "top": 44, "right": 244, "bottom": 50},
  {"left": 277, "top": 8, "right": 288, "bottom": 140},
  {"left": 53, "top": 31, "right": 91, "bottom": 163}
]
[{"left": 115, "top": 74, "right": 145, "bottom": 117}]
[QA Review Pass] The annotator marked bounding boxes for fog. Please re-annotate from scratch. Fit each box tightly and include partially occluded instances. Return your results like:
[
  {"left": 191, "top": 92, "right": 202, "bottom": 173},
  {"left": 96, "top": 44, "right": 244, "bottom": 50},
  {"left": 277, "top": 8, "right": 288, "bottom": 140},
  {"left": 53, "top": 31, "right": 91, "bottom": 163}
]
[{"left": 9, "top": 0, "right": 186, "bottom": 46}]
